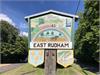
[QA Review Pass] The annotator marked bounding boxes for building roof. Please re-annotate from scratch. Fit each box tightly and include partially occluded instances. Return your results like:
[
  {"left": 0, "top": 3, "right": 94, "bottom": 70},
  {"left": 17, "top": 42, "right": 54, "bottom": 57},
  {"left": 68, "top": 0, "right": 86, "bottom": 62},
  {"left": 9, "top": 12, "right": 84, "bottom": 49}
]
[{"left": 25, "top": 10, "right": 79, "bottom": 21}]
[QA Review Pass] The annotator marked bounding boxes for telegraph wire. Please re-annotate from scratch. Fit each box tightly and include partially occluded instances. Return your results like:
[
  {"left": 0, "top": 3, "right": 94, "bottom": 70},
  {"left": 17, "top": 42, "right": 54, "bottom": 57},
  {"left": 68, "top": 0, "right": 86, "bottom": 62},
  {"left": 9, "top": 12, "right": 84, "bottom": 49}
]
[{"left": 75, "top": 0, "right": 80, "bottom": 15}]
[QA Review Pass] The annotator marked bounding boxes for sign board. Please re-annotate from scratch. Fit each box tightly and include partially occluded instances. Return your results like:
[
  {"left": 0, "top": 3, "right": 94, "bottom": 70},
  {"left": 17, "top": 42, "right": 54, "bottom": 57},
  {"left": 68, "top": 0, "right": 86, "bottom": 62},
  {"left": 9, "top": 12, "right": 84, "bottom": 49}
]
[
  {"left": 57, "top": 50, "right": 74, "bottom": 67},
  {"left": 28, "top": 50, "right": 44, "bottom": 67},
  {"left": 25, "top": 10, "right": 78, "bottom": 67},
  {"left": 30, "top": 42, "right": 72, "bottom": 49},
  {"left": 30, "top": 13, "right": 73, "bottom": 49}
]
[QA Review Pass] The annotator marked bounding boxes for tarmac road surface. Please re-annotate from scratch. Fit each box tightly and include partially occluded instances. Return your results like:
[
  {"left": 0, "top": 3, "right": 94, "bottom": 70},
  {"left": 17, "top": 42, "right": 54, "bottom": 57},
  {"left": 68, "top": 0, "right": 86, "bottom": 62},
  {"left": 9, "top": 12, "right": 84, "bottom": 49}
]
[{"left": 0, "top": 63, "right": 24, "bottom": 73}]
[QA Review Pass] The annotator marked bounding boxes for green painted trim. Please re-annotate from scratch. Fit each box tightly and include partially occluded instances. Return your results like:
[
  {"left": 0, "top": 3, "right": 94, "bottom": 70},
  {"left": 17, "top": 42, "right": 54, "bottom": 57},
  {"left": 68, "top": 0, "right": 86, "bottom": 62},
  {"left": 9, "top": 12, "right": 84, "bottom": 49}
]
[
  {"left": 73, "top": 18, "right": 75, "bottom": 49},
  {"left": 27, "top": 18, "right": 29, "bottom": 49},
  {"left": 71, "top": 18, "right": 75, "bottom": 49},
  {"left": 28, "top": 18, "right": 31, "bottom": 49}
]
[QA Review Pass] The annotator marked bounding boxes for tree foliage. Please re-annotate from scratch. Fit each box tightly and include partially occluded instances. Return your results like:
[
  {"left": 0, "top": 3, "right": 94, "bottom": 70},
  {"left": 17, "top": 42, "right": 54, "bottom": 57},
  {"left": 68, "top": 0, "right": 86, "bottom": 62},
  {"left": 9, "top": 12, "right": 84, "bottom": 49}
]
[
  {"left": 75, "top": 0, "right": 99, "bottom": 63},
  {"left": 0, "top": 20, "right": 28, "bottom": 63}
]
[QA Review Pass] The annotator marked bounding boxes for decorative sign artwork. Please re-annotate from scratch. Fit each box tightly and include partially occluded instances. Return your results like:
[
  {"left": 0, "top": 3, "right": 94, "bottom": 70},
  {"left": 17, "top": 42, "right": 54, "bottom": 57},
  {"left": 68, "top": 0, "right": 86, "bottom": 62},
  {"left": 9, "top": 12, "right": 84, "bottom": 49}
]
[
  {"left": 57, "top": 50, "right": 74, "bottom": 67},
  {"left": 28, "top": 50, "right": 44, "bottom": 67},
  {"left": 25, "top": 10, "right": 78, "bottom": 67},
  {"left": 30, "top": 14, "right": 73, "bottom": 49},
  {"left": 30, "top": 42, "right": 72, "bottom": 49}
]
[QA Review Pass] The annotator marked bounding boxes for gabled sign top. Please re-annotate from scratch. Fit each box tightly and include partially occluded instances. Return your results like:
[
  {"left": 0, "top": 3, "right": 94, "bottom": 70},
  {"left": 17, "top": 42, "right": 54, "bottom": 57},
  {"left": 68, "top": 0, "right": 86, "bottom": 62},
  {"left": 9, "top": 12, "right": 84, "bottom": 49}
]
[{"left": 25, "top": 10, "right": 79, "bottom": 21}]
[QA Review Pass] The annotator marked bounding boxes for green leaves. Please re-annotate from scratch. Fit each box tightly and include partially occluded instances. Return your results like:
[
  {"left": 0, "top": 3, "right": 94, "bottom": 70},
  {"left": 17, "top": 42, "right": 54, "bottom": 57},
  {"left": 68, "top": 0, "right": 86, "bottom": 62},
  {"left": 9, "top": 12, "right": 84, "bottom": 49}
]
[
  {"left": 75, "top": 0, "right": 99, "bottom": 63},
  {"left": 1, "top": 20, "right": 19, "bottom": 44},
  {"left": 1, "top": 20, "right": 28, "bottom": 63}
]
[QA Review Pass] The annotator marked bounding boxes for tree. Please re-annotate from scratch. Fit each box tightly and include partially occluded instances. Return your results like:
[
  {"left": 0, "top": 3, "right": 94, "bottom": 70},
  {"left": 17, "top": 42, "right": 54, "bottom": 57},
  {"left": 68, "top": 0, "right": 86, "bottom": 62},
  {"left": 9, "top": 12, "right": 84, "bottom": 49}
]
[
  {"left": 74, "top": 0, "right": 99, "bottom": 63},
  {"left": 1, "top": 20, "right": 19, "bottom": 44},
  {"left": 0, "top": 20, "right": 28, "bottom": 63}
]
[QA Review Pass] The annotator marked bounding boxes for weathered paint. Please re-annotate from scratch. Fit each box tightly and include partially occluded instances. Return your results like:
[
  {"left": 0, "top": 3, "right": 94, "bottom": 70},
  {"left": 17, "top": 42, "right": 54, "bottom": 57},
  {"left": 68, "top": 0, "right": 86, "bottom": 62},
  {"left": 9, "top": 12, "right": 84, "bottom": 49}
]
[
  {"left": 30, "top": 14, "right": 72, "bottom": 49},
  {"left": 57, "top": 50, "right": 74, "bottom": 67},
  {"left": 28, "top": 50, "right": 44, "bottom": 67},
  {"left": 25, "top": 10, "right": 78, "bottom": 67}
]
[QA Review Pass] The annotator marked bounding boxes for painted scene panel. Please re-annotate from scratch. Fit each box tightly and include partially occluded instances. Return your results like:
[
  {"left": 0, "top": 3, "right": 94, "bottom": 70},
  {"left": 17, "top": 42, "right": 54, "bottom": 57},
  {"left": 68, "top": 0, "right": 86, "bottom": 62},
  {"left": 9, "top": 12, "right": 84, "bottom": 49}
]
[{"left": 57, "top": 50, "right": 74, "bottom": 67}]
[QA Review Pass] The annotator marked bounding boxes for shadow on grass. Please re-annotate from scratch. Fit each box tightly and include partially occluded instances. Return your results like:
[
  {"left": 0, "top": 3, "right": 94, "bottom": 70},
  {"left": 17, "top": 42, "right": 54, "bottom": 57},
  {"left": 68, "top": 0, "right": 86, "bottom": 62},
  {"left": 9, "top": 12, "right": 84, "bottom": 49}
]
[
  {"left": 75, "top": 59, "right": 99, "bottom": 73},
  {"left": 37, "top": 63, "right": 72, "bottom": 69},
  {"left": 22, "top": 69, "right": 37, "bottom": 75},
  {"left": 37, "top": 63, "right": 44, "bottom": 68}
]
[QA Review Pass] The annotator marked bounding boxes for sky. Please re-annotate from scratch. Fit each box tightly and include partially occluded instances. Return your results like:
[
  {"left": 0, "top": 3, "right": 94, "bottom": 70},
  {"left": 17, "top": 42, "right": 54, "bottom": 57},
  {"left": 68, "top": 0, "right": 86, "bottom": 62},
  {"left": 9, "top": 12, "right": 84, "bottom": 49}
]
[{"left": 0, "top": 0, "right": 84, "bottom": 36}]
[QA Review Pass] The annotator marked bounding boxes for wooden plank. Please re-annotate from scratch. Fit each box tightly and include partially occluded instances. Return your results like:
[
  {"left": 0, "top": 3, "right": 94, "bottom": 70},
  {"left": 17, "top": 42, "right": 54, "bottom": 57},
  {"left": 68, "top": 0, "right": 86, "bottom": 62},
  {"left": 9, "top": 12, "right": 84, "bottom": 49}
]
[{"left": 45, "top": 49, "right": 56, "bottom": 75}]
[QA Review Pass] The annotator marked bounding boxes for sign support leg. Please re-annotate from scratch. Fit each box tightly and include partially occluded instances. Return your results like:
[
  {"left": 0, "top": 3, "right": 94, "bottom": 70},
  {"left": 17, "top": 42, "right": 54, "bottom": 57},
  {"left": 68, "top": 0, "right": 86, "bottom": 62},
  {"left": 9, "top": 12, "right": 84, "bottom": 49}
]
[{"left": 45, "top": 49, "right": 56, "bottom": 75}]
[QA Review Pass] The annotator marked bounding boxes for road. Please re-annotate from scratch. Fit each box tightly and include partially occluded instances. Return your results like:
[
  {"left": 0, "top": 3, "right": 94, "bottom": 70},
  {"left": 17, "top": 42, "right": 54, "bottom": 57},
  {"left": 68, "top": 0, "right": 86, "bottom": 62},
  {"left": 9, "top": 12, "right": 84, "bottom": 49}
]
[{"left": 0, "top": 63, "right": 24, "bottom": 73}]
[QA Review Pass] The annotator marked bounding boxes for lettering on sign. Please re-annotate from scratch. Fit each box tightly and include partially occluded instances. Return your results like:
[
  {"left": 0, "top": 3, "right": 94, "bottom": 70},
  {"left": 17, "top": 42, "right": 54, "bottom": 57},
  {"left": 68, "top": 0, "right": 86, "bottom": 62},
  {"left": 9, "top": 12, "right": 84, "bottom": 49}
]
[{"left": 30, "top": 42, "right": 72, "bottom": 49}]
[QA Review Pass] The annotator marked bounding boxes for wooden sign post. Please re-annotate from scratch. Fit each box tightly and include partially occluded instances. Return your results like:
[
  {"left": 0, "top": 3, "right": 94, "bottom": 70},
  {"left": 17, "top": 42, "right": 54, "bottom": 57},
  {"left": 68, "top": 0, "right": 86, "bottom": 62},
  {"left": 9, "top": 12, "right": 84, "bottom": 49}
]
[
  {"left": 45, "top": 49, "right": 56, "bottom": 75},
  {"left": 25, "top": 10, "right": 78, "bottom": 75}
]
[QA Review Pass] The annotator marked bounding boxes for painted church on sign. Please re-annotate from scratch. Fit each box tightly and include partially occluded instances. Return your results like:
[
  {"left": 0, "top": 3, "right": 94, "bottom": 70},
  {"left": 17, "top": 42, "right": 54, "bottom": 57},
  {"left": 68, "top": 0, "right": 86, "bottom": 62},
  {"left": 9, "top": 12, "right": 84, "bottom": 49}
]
[{"left": 25, "top": 10, "right": 78, "bottom": 67}]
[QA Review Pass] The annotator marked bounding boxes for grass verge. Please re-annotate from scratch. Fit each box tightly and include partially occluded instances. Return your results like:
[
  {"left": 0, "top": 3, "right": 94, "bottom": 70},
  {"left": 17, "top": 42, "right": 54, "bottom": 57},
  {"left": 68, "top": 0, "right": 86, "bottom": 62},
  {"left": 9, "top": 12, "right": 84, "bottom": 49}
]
[{"left": 0, "top": 63, "right": 96, "bottom": 75}]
